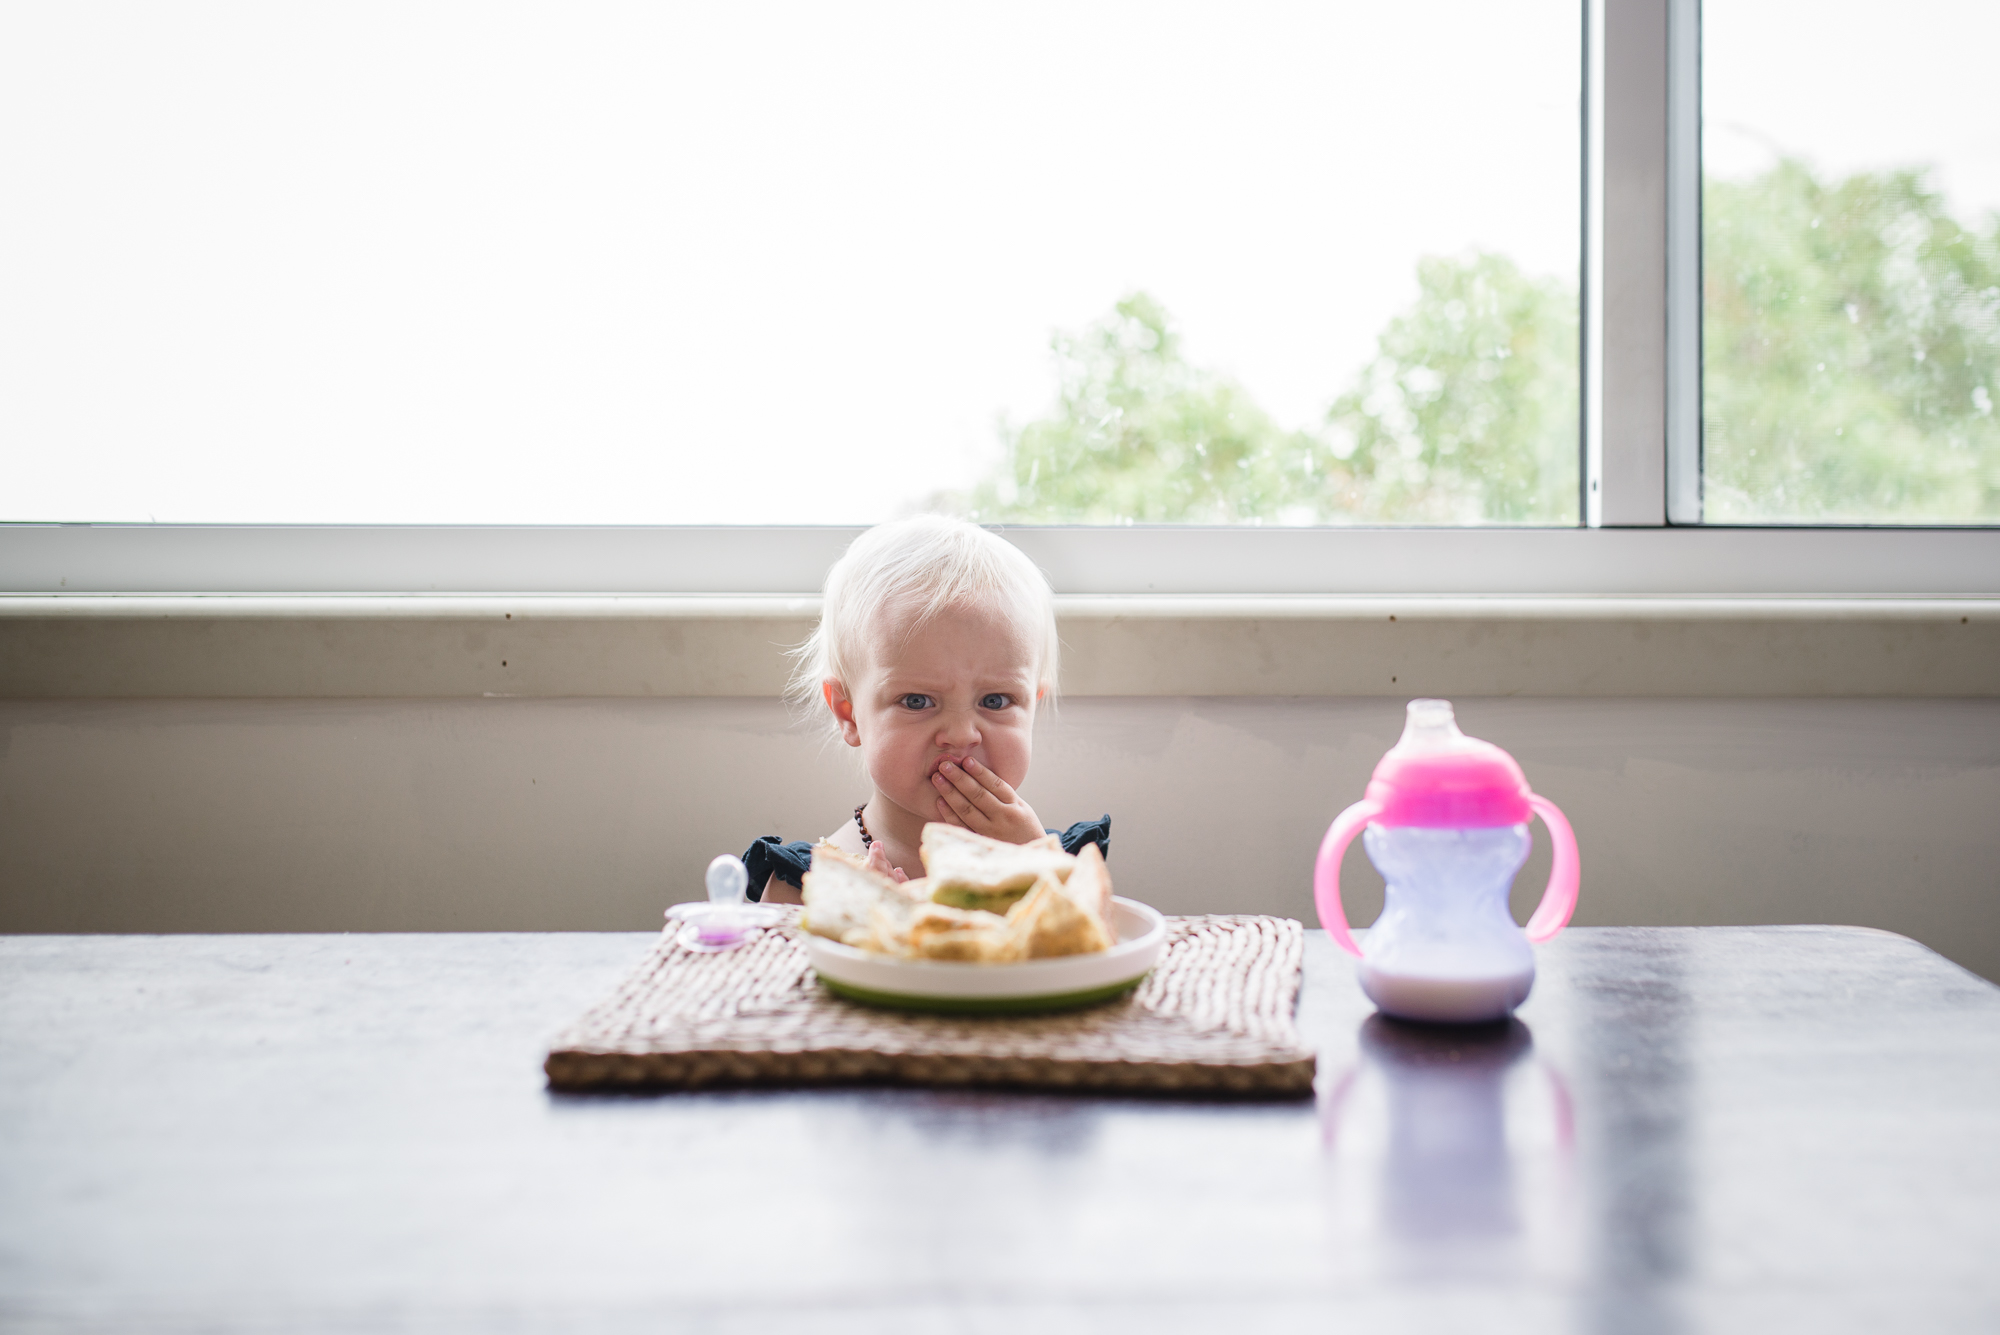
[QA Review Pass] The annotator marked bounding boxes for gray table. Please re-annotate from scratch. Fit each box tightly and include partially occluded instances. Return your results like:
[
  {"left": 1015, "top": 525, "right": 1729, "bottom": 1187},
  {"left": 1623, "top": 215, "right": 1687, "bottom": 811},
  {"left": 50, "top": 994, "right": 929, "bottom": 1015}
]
[{"left": 3, "top": 927, "right": 1997, "bottom": 1334}]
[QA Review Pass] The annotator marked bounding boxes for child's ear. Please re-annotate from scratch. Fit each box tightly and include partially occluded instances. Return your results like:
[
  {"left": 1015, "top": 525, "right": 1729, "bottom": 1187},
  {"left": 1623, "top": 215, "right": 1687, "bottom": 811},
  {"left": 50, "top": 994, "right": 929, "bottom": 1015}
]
[{"left": 823, "top": 679, "right": 862, "bottom": 747}]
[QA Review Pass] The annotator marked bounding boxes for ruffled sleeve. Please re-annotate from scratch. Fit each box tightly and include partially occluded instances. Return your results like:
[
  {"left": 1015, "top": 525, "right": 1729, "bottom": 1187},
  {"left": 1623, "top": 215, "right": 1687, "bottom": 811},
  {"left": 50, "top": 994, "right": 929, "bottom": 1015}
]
[
  {"left": 741, "top": 836, "right": 814, "bottom": 903},
  {"left": 1052, "top": 814, "right": 1111, "bottom": 861}
]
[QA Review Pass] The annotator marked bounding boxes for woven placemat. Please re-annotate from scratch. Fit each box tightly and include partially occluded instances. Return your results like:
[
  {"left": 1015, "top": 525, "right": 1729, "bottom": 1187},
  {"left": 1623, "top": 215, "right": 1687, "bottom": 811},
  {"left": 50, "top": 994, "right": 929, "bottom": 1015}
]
[{"left": 545, "top": 910, "right": 1316, "bottom": 1097}]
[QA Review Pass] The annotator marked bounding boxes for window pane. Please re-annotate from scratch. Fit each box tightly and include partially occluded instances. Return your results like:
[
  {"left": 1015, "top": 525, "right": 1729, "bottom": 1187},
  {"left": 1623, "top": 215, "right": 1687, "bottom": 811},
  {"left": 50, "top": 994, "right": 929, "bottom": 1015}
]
[
  {"left": 2, "top": 2, "right": 1578, "bottom": 526},
  {"left": 1702, "top": 0, "right": 2000, "bottom": 524}
]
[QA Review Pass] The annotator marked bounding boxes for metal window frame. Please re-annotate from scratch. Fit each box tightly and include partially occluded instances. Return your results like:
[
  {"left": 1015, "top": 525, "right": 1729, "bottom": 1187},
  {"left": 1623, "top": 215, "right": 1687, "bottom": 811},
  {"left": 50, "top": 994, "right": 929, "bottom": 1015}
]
[
  {"left": 1585, "top": 0, "right": 1670, "bottom": 528},
  {"left": 1664, "top": 0, "right": 1703, "bottom": 524},
  {"left": 4, "top": 0, "right": 1997, "bottom": 599}
]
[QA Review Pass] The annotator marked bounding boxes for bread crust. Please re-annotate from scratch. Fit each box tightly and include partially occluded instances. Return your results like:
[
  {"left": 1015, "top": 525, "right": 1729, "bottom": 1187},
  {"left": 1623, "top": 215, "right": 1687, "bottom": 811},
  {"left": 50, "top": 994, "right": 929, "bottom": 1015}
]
[{"left": 920, "top": 824, "right": 1077, "bottom": 899}]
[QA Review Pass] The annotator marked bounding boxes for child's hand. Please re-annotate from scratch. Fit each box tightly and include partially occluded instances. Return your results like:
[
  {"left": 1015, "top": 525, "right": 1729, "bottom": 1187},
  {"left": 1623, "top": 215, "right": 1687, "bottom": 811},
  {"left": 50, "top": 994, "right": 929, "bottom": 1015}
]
[
  {"left": 931, "top": 757, "right": 1045, "bottom": 845},
  {"left": 865, "top": 841, "right": 909, "bottom": 884}
]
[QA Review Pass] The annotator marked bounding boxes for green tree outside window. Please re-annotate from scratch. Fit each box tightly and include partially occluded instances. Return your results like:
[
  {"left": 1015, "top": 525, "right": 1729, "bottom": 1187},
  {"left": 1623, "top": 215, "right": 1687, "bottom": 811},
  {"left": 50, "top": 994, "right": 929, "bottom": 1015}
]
[
  {"left": 947, "top": 161, "right": 1998, "bottom": 526},
  {"left": 1704, "top": 161, "right": 2000, "bottom": 522}
]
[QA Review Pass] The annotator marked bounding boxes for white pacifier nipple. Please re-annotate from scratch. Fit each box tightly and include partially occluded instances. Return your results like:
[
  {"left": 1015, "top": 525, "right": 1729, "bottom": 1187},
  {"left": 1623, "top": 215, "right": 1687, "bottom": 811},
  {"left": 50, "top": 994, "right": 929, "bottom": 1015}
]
[{"left": 707, "top": 854, "right": 749, "bottom": 905}]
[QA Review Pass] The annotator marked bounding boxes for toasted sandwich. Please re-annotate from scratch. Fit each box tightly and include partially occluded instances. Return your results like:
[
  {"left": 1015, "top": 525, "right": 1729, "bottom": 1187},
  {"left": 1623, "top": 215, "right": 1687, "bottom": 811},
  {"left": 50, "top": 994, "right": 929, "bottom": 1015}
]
[
  {"left": 802, "top": 843, "right": 922, "bottom": 948},
  {"left": 920, "top": 823, "right": 1077, "bottom": 913},
  {"left": 1058, "top": 842, "right": 1116, "bottom": 941},
  {"left": 903, "top": 903, "right": 1025, "bottom": 962},
  {"left": 1005, "top": 860, "right": 1116, "bottom": 959}
]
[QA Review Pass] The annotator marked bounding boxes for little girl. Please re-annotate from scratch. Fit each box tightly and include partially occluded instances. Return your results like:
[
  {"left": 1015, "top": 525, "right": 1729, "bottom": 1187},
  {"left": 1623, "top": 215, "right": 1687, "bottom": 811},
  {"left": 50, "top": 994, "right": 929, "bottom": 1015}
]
[{"left": 743, "top": 515, "right": 1108, "bottom": 903}]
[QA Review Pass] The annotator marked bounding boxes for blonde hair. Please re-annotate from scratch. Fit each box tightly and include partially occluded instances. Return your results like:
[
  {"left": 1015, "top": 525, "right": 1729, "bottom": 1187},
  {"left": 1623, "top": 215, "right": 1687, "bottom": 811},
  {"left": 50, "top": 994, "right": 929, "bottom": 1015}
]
[{"left": 788, "top": 516, "right": 1060, "bottom": 728}]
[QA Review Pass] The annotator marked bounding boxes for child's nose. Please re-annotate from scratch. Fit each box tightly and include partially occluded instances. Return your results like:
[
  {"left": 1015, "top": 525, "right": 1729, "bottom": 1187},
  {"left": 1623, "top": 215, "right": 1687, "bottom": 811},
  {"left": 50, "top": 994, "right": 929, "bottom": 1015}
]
[{"left": 936, "top": 708, "right": 981, "bottom": 747}]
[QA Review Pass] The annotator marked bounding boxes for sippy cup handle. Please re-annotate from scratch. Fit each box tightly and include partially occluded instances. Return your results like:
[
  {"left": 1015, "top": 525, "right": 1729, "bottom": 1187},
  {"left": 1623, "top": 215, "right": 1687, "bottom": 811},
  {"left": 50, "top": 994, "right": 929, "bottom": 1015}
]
[
  {"left": 1313, "top": 799, "right": 1381, "bottom": 959},
  {"left": 1315, "top": 793, "right": 1579, "bottom": 953},
  {"left": 1523, "top": 793, "right": 1580, "bottom": 943}
]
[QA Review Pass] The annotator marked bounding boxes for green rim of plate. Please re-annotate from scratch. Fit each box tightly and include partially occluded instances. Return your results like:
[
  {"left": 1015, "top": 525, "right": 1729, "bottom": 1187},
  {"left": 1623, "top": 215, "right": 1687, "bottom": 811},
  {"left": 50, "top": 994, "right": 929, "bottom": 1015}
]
[{"left": 815, "top": 971, "right": 1149, "bottom": 1015}]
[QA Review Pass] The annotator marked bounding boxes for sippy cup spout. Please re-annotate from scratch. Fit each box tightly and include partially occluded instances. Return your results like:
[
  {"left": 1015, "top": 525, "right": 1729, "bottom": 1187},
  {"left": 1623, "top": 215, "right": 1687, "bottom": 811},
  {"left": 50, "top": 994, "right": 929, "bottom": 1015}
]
[{"left": 1394, "top": 699, "right": 1465, "bottom": 753}]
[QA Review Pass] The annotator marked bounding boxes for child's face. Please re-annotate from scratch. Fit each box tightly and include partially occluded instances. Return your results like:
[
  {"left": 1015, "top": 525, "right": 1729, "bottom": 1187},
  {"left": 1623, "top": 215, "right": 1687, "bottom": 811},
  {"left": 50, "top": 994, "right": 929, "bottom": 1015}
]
[{"left": 831, "top": 597, "right": 1040, "bottom": 824}]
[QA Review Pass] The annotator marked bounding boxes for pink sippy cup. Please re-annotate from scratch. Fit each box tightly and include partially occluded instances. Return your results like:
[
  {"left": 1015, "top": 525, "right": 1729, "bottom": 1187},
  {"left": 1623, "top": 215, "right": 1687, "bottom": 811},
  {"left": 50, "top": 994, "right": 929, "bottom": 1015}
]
[{"left": 1314, "top": 700, "right": 1579, "bottom": 1024}]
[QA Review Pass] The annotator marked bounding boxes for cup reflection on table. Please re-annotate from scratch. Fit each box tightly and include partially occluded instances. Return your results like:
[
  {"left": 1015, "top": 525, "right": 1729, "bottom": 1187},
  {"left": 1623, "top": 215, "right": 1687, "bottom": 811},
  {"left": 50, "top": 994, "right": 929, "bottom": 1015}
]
[{"left": 1322, "top": 1014, "right": 1574, "bottom": 1279}]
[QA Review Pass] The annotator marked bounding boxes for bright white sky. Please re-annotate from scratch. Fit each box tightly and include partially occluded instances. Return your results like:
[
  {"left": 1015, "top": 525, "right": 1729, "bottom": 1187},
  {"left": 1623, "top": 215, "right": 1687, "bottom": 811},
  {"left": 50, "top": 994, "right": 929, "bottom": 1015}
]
[
  {"left": 1704, "top": 0, "right": 2000, "bottom": 217},
  {"left": 9, "top": 2, "right": 1987, "bottom": 526},
  {"left": 1, "top": 1, "right": 1580, "bottom": 524}
]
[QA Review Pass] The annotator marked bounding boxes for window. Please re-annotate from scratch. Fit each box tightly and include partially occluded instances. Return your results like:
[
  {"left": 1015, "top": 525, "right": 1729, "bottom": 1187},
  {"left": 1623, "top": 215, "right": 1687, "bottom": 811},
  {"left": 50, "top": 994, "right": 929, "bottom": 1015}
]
[
  {"left": 5, "top": 2, "right": 1996, "bottom": 600},
  {"left": 1696, "top": 0, "right": 2000, "bottom": 524},
  {"left": 2, "top": 1, "right": 1580, "bottom": 528}
]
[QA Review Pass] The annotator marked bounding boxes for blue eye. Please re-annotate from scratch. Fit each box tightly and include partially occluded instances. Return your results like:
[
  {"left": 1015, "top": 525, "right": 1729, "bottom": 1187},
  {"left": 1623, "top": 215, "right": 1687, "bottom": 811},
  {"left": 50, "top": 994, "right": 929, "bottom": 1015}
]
[
  {"left": 900, "top": 693, "right": 934, "bottom": 710},
  {"left": 980, "top": 693, "right": 1012, "bottom": 710}
]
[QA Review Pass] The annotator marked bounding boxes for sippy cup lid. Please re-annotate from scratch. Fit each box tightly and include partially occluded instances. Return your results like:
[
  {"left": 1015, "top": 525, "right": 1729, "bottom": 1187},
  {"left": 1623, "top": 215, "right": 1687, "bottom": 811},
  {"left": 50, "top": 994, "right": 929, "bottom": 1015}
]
[{"left": 1365, "top": 700, "right": 1532, "bottom": 827}]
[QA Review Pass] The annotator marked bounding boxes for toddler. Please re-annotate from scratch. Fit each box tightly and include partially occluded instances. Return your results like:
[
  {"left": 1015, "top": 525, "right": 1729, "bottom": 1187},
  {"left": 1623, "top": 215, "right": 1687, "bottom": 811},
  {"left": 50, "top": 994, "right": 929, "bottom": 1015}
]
[{"left": 744, "top": 515, "right": 1108, "bottom": 903}]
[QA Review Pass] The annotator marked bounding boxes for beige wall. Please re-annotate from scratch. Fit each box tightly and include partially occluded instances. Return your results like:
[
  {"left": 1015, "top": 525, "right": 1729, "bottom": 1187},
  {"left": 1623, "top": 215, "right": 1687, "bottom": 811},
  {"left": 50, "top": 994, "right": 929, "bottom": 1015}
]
[{"left": 4, "top": 695, "right": 1996, "bottom": 982}]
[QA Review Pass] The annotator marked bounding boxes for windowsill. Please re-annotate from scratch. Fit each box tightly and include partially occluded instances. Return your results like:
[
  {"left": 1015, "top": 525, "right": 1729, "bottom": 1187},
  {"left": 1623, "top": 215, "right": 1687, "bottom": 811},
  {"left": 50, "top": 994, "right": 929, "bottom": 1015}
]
[{"left": 3, "top": 594, "right": 1994, "bottom": 699}]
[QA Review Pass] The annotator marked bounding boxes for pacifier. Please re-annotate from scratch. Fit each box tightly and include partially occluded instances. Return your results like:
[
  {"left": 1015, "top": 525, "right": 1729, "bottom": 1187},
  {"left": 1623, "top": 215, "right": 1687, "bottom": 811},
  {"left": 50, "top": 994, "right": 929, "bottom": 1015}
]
[{"left": 665, "top": 855, "right": 786, "bottom": 952}]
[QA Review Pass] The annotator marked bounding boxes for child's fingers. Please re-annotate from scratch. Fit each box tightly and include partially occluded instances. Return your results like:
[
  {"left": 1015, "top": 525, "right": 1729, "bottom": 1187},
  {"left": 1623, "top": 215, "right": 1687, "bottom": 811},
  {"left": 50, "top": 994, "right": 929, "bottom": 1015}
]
[
  {"left": 935, "top": 764, "right": 999, "bottom": 818},
  {"left": 934, "top": 796, "right": 971, "bottom": 828},
  {"left": 961, "top": 757, "right": 1018, "bottom": 803},
  {"left": 934, "top": 774, "right": 995, "bottom": 829}
]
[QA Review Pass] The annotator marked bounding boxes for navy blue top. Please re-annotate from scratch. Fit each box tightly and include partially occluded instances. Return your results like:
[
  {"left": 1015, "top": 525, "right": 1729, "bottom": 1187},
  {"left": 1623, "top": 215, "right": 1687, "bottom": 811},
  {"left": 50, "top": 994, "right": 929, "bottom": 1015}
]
[{"left": 742, "top": 815, "right": 1112, "bottom": 902}]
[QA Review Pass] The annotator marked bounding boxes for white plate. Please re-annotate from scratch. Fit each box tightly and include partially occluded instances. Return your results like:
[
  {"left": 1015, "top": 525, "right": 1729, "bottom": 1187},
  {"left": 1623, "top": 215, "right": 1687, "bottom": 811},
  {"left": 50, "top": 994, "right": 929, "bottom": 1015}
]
[{"left": 804, "top": 897, "right": 1166, "bottom": 1013}]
